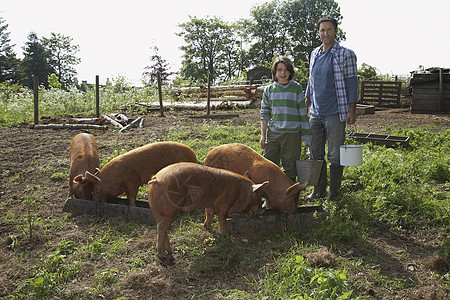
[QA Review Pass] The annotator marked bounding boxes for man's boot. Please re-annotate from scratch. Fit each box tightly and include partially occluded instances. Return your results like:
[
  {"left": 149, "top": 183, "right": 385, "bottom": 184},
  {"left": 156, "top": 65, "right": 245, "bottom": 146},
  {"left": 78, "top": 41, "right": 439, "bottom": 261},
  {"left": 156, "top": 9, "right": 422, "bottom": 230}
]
[
  {"left": 327, "top": 165, "right": 344, "bottom": 201},
  {"left": 308, "top": 162, "right": 327, "bottom": 199}
]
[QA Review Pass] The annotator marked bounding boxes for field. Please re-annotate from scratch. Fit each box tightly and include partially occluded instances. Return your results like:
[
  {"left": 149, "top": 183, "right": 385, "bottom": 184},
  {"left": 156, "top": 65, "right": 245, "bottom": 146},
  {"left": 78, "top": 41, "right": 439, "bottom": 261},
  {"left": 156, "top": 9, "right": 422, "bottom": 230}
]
[{"left": 0, "top": 106, "right": 449, "bottom": 299}]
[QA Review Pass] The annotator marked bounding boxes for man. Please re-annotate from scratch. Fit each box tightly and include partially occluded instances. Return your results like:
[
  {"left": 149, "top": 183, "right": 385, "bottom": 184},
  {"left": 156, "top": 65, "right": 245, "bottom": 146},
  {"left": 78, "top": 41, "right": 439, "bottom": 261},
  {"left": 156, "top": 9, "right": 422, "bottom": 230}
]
[{"left": 305, "top": 16, "right": 358, "bottom": 201}]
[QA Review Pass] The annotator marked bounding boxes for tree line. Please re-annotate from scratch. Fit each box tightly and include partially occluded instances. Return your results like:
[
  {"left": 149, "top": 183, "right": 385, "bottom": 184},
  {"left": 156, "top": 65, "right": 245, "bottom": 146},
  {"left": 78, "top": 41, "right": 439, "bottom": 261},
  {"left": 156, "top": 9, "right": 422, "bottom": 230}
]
[
  {"left": 0, "top": 15, "right": 80, "bottom": 90},
  {"left": 177, "top": 0, "right": 344, "bottom": 85},
  {"left": 1, "top": 0, "right": 345, "bottom": 90}
]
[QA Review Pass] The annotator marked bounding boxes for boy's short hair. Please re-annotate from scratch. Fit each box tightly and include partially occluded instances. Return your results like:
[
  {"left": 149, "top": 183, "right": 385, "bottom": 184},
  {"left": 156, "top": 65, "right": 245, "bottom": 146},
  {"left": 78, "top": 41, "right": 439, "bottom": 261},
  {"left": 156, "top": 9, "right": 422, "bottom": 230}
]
[
  {"left": 272, "top": 56, "right": 295, "bottom": 82},
  {"left": 317, "top": 15, "right": 338, "bottom": 31}
]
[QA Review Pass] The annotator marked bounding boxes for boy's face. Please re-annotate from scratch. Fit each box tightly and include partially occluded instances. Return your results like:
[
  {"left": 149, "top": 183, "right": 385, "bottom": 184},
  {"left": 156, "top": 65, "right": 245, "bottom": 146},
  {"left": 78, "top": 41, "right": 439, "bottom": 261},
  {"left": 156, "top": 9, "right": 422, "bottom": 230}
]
[{"left": 275, "top": 62, "right": 290, "bottom": 84}]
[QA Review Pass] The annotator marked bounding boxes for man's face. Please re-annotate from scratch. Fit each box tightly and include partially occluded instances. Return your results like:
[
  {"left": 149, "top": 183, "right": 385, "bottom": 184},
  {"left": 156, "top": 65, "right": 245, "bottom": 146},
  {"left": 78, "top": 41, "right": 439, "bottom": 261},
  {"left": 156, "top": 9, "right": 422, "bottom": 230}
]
[{"left": 318, "top": 21, "right": 337, "bottom": 46}]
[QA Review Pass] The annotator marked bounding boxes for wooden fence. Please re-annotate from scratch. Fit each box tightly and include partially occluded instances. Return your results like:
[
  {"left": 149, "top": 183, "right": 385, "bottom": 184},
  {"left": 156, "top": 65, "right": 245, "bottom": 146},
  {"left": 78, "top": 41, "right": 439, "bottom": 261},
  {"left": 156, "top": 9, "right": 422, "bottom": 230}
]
[{"left": 360, "top": 80, "right": 402, "bottom": 106}]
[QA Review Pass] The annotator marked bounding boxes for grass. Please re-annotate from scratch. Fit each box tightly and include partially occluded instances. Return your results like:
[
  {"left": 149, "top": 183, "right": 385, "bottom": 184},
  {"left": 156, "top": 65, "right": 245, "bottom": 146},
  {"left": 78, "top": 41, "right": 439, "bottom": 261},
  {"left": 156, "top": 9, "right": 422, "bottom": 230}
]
[
  {"left": 0, "top": 80, "right": 167, "bottom": 127},
  {"left": 9, "top": 124, "right": 448, "bottom": 299},
  {"left": 1, "top": 82, "right": 449, "bottom": 298}
]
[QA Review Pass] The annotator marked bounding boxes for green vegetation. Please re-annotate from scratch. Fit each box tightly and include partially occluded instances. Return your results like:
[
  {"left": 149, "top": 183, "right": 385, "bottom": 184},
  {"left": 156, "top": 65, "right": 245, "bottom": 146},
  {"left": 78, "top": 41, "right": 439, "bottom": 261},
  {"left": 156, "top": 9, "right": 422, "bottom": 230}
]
[
  {"left": 1, "top": 82, "right": 448, "bottom": 298},
  {"left": 0, "top": 79, "right": 167, "bottom": 127}
]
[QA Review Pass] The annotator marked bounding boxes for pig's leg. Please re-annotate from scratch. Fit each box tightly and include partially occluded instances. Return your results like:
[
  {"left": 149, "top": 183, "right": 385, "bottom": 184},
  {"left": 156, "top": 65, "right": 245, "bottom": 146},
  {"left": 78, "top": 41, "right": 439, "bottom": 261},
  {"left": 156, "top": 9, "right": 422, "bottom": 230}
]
[
  {"left": 126, "top": 186, "right": 138, "bottom": 207},
  {"left": 156, "top": 214, "right": 177, "bottom": 258},
  {"left": 203, "top": 207, "right": 215, "bottom": 229},
  {"left": 216, "top": 209, "right": 229, "bottom": 235},
  {"left": 156, "top": 219, "right": 170, "bottom": 258}
]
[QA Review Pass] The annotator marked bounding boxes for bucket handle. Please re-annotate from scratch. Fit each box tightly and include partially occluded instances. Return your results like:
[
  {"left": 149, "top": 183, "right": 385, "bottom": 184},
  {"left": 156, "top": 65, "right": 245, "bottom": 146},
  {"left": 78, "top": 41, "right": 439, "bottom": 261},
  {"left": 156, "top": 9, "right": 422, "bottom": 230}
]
[
  {"left": 346, "top": 123, "right": 357, "bottom": 134},
  {"left": 300, "top": 146, "right": 311, "bottom": 160}
]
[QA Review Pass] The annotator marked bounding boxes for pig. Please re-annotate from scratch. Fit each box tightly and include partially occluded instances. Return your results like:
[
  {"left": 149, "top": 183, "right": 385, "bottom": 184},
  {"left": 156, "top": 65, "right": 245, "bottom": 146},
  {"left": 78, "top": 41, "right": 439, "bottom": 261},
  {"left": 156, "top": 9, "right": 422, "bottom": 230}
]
[
  {"left": 85, "top": 141, "right": 197, "bottom": 207},
  {"left": 204, "top": 143, "right": 308, "bottom": 219},
  {"left": 148, "top": 162, "right": 268, "bottom": 258},
  {"left": 68, "top": 133, "right": 100, "bottom": 200}
]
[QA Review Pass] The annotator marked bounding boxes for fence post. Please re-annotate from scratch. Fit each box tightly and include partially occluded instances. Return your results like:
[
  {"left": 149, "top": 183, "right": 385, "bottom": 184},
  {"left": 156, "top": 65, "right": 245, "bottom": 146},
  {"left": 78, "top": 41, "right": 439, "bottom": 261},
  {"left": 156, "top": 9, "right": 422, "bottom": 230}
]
[
  {"left": 95, "top": 75, "right": 100, "bottom": 117},
  {"left": 439, "top": 68, "right": 444, "bottom": 112},
  {"left": 33, "top": 76, "right": 39, "bottom": 125},
  {"left": 157, "top": 72, "right": 164, "bottom": 117},
  {"left": 207, "top": 72, "right": 211, "bottom": 115}
]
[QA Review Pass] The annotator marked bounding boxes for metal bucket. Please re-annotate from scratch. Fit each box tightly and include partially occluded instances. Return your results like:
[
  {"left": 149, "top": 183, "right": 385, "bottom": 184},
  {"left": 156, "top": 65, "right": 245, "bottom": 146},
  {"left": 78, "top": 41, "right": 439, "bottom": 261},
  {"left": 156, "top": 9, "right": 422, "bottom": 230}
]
[
  {"left": 340, "top": 145, "right": 363, "bottom": 166},
  {"left": 295, "top": 159, "right": 324, "bottom": 185}
]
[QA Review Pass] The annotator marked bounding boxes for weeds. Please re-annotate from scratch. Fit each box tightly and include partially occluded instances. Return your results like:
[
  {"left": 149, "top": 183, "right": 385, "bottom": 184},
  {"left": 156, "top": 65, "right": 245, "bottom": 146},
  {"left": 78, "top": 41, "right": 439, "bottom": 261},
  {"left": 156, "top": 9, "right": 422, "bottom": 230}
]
[
  {"left": 12, "top": 239, "right": 80, "bottom": 298},
  {"left": 19, "top": 185, "right": 40, "bottom": 243}
]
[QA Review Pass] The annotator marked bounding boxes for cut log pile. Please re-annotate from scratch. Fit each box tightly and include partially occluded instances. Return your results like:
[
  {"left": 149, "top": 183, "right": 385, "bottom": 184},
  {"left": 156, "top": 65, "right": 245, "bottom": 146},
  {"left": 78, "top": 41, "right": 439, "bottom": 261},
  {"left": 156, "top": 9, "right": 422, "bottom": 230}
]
[
  {"left": 172, "top": 84, "right": 264, "bottom": 108},
  {"left": 33, "top": 113, "right": 144, "bottom": 132}
]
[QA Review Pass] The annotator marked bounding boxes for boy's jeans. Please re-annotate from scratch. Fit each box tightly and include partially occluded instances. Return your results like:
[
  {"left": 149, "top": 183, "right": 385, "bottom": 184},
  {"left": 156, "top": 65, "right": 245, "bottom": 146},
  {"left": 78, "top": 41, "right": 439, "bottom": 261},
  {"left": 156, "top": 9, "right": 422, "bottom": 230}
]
[
  {"left": 263, "top": 130, "right": 302, "bottom": 180},
  {"left": 309, "top": 113, "right": 346, "bottom": 166}
]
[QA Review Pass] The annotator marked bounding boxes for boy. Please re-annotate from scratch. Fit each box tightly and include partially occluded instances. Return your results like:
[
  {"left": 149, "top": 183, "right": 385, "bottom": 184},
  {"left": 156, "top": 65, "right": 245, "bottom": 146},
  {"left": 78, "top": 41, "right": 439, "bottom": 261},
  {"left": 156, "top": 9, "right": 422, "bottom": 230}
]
[{"left": 260, "top": 56, "right": 311, "bottom": 182}]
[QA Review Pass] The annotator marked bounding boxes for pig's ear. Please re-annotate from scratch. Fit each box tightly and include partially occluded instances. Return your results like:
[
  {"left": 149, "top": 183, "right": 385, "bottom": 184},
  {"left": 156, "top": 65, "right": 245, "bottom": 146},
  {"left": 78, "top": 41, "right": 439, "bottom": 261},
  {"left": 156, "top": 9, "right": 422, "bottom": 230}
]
[
  {"left": 287, "top": 181, "right": 309, "bottom": 195},
  {"left": 73, "top": 174, "right": 86, "bottom": 184},
  {"left": 252, "top": 181, "right": 269, "bottom": 192},
  {"left": 85, "top": 171, "right": 101, "bottom": 183}
]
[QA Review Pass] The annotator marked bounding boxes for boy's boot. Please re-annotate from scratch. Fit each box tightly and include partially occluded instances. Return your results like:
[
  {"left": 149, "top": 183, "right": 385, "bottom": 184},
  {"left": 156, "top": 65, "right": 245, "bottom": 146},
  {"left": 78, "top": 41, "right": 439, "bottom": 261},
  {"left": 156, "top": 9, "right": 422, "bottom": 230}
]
[
  {"left": 327, "top": 165, "right": 344, "bottom": 201},
  {"left": 307, "top": 162, "right": 327, "bottom": 199}
]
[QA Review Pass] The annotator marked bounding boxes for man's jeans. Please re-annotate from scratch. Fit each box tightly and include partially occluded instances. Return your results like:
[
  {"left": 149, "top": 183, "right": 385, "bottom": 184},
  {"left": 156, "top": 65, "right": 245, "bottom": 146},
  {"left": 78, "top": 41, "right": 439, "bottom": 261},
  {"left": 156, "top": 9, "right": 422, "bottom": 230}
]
[{"left": 309, "top": 114, "right": 346, "bottom": 166}]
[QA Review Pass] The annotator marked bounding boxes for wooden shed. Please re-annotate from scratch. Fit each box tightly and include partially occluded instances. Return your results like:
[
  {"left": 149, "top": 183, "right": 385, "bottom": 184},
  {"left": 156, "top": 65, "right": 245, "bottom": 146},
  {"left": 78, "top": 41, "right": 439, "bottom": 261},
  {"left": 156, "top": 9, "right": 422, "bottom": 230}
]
[{"left": 409, "top": 67, "right": 450, "bottom": 113}]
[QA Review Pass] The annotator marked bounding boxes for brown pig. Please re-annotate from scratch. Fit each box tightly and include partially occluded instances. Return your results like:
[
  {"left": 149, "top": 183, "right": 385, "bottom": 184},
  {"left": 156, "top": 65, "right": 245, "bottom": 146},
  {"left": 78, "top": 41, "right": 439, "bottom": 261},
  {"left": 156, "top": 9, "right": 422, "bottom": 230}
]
[
  {"left": 68, "top": 133, "right": 100, "bottom": 200},
  {"left": 85, "top": 141, "right": 197, "bottom": 207},
  {"left": 204, "top": 143, "right": 308, "bottom": 218},
  {"left": 148, "top": 162, "right": 268, "bottom": 258}
]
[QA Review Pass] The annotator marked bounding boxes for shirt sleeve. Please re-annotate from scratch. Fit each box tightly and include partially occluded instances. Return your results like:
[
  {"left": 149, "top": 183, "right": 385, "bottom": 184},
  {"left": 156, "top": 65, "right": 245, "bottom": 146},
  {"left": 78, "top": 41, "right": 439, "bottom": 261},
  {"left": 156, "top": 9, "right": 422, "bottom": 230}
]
[
  {"left": 345, "top": 76, "right": 359, "bottom": 104},
  {"left": 343, "top": 49, "right": 358, "bottom": 78},
  {"left": 297, "top": 88, "right": 312, "bottom": 146},
  {"left": 260, "top": 85, "right": 272, "bottom": 122},
  {"left": 305, "top": 81, "right": 311, "bottom": 98}
]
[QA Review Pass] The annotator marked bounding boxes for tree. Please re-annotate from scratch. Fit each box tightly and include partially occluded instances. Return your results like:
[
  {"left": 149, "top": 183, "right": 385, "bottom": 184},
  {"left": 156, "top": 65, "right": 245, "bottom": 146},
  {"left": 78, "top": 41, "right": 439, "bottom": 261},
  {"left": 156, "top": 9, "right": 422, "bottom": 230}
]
[
  {"left": 358, "top": 63, "right": 378, "bottom": 81},
  {"left": 246, "top": 0, "right": 344, "bottom": 68},
  {"left": 20, "top": 32, "right": 55, "bottom": 88},
  {"left": 48, "top": 73, "right": 62, "bottom": 89},
  {"left": 142, "top": 46, "right": 174, "bottom": 85},
  {"left": 0, "top": 15, "right": 19, "bottom": 83},
  {"left": 245, "top": 1, "right": 285, "bottom": 67},
  {"left": 42, "top": 32, "right": 80, "bottom": 88},
  {"left": 282, "top": 0, "right": 344, "bottom": 65},
  {"left": 177, "top": 16, "right": 236, "bottom": 83}
]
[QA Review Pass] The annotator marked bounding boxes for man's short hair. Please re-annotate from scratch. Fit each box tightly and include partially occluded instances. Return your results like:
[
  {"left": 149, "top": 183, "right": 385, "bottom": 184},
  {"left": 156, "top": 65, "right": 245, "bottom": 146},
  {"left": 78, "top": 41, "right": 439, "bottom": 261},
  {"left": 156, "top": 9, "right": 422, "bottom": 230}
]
[{"left": 317, "top": 16, "right": 338, "bottom": 31}]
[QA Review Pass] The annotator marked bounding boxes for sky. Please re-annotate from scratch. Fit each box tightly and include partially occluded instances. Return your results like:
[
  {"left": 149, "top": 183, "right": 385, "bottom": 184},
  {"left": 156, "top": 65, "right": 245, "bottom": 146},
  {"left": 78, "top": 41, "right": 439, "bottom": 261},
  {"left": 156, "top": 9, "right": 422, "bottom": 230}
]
[{"left": 2, "top": 0, "right": 449, "bottom": 86}]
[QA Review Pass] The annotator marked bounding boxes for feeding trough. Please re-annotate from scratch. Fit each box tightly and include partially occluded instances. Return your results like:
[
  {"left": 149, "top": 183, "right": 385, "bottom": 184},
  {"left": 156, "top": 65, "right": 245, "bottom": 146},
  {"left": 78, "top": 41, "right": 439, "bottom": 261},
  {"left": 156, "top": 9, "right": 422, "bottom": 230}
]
[
  {"left": 62, "top": 198, "right": 327, "bottom": 235},
  {"left": 226, "top": 206, "right": 328, "bottom": 235},
  {"left": 347, "top": 132, "right": 410, "bottom": 147},
  {"left": 62, "top": 197, "right": 156, "bottom": 225}
]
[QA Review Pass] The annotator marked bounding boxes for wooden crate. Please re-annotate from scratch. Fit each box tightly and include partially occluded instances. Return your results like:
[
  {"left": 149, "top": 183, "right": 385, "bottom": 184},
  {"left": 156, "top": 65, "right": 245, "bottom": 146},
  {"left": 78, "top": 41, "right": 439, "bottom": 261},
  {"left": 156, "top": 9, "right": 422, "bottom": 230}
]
[
  {"left": 356, "top": 104, "right": 375, "bottom": 114},
  {"left": 410, "top": 71, "right": 450, "bottom": 113}
]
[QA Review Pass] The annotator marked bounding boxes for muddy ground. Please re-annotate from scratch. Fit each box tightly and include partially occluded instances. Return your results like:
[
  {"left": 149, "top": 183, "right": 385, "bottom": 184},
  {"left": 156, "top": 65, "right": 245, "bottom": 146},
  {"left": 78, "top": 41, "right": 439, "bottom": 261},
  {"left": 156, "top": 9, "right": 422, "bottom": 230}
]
[{"left": 0, "top": 106, "right": 449, "bottom": 299}]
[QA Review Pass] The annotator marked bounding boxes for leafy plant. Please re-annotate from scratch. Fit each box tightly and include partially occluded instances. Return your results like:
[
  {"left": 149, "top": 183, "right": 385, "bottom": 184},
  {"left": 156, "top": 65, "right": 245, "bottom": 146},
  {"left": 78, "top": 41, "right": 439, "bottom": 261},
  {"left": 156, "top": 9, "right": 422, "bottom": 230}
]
[
  {"left": 12, "top": 239, "right": 80, "bottom": 298},
  {"left": 259, "top": 254, "right": 356, "bottom": 299},
  {"left": 18, "top": 185, "right": 40, "bottom": 242}
]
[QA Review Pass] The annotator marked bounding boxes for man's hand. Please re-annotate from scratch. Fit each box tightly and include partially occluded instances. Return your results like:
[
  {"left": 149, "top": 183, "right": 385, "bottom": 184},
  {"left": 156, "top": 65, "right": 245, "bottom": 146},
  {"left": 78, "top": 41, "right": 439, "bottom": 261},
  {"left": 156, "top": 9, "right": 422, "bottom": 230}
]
[{"left": 347, "top": 103, "right": 357, "bottom": 125}]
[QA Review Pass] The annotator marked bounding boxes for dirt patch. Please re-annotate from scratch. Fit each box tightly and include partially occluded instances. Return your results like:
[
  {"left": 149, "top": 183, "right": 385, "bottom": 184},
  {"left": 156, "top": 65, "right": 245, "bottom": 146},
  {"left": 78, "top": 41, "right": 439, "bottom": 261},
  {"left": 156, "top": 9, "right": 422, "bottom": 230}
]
[{"left": 0, "top": 107, "right": 449, "bottom": 299}]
